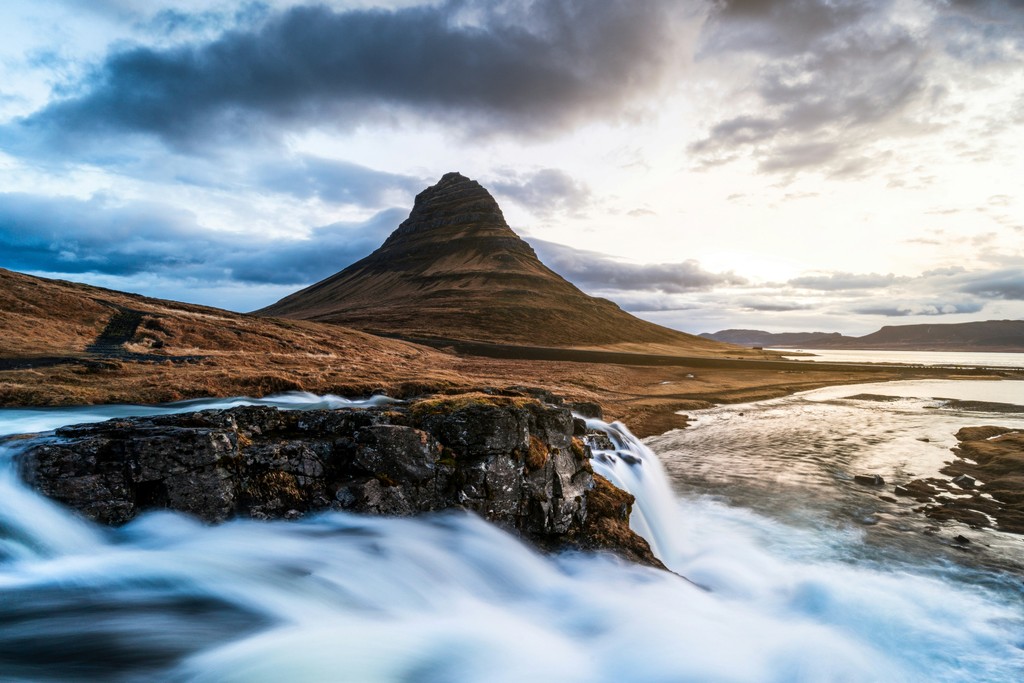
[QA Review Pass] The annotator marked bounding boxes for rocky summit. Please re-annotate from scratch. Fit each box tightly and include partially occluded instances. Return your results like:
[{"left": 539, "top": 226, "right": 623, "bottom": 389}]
[{"left": 259, "top": 172, "right": 728, "bottom": 352}]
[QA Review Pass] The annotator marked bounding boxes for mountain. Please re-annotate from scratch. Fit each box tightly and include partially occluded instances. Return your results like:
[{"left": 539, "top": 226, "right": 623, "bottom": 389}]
[
  {"left": 700, "top": 329, "right": 846, "bottom": 347},
  {"left": 702, "top": 321, "right": 1024, "bottom": 352},
  {"left": 817, "top": 320, "right": 1024, "bottom": 352},
  {"left": 259, "top": 172, "right": 736, "bottom": 355}
]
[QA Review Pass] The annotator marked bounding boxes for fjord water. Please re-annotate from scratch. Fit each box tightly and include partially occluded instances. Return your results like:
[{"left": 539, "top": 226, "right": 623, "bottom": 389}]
[
  {"left": 648, "top": 379, "right": 1024, "bottom": 571},
  {"left": 1, "top": 390, "right": 1023, "bottom": 681},
  {"left": 776, "top": 348, "right": 1024, "bottom": 369}
]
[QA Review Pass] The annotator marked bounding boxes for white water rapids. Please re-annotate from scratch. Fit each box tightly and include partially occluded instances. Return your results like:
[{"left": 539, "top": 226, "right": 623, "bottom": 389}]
[{"left": 1, "top": 391, "right": 1022, "bottom": 682}]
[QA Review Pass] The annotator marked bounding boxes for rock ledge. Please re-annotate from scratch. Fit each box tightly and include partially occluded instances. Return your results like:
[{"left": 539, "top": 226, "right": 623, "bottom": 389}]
[{"left": 17, "top": 393, "right": 662, "bottom": 568}]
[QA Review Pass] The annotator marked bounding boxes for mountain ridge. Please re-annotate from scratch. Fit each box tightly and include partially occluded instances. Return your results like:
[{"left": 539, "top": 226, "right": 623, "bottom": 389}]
[{"left": 702, "top": 320, "right": 1024, "bottom": 352}]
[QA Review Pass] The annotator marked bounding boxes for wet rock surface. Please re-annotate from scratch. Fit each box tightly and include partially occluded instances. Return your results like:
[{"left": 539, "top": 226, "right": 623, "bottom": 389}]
[
  {"left": 16, "top": 393, "right": 661, "bottom": 567},
  {"left": 894, "top": 426, "right": 1024, "bottom": 534}
]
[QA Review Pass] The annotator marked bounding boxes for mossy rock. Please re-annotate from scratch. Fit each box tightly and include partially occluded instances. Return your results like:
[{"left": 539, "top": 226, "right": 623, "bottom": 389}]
[{"left": 409, "top": 392, "right": 539, "bottom": 418}]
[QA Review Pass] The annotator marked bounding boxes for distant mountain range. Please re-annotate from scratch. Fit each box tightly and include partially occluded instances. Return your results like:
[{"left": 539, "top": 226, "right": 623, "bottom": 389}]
[
  {"left": 698, "top": 330, "right": 845, "bottom": 348},
  {"left": 701, "top": 321, "right": 1024, "bottom": 352}
]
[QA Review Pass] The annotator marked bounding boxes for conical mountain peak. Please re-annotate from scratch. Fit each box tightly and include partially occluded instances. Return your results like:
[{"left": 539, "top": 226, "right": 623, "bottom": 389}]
[
  {"left": 259, "top": 174, "right": 727, "bottom": 352},
  {"left": 380, "top": 171, "right": 520, "bottom": 251}
]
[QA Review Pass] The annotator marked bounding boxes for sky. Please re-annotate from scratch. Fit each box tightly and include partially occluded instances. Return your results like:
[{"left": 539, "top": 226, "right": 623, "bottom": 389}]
[{"left": 1, "top": 0, "right": 1022, "bottom": 336}]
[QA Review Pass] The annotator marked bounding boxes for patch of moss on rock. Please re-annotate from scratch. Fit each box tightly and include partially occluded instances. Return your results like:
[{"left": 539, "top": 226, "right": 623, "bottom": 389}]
[
  {"left": 578, "top": 474, "right": 664, "bottom": 570},
  {"left": 409, "top": 392, "right": 538, "bottom": 419}
]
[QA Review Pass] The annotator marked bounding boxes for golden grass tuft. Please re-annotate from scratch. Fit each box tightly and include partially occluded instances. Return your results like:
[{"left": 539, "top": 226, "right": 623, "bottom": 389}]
[
  {"left": 525, "top": 435, "right": 549, "bottom": 471},
  {"left": 410, "top": 392, "right": 538, "bottom": 418},
  {"left": 243, "top": 470, "right": 304, "bottom": 506}
]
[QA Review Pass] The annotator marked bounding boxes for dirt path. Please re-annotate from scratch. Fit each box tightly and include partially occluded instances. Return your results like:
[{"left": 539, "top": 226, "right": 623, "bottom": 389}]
[{"left": 86, "top": 306, "right": 144, "bottom": 355}]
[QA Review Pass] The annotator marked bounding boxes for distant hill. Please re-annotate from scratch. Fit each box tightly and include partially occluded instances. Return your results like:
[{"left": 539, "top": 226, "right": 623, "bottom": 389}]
[
  {"left": 0, "top": 266, "right": 448, "bottom": 403},
  {"left": 259, "top": 172, "right": 742, "bottom": 356},
  {"left": 700, "top": 329, "right": 846, "bottom": 348},
  {"left": 818, "top": 320, "right": 1024, "bottom": 352},
  {"left": 703, "top": 321, "right": 1024, "bottom": 352}
]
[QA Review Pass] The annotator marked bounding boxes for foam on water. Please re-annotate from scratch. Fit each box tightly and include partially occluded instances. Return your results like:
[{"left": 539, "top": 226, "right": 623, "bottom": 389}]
[
  {"left": 1, "top": 394, "right": 1022, "bottom": 681},
  {"left": 0, "top": 391, "right": 398, "bottom": 438}
]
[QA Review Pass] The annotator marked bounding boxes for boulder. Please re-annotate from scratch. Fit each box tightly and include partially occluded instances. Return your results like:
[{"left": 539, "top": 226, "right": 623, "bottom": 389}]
[{"left": 951, "top": 474, "right": 976, "bottom": 489}]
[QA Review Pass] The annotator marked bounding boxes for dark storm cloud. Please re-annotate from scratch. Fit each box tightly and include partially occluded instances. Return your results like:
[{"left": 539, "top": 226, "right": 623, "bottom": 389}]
[
  {"left": 788, "top": 271, "right": 907, "bottom": 291},
  {"left": 529, "top": 239, "right": 747, "bottom": 293},
  {"left": 0, "top": 192, "right": 404, "bottom": 285},
  {"left": 491, "top": 169, "right": 592, "bottom": 216},
  {"left": 12, "top": 0, "right": 687, "bottom": 152}
]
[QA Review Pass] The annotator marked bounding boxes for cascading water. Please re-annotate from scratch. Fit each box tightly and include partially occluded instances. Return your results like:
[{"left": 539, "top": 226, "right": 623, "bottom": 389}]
[
  {"left": 1, "top": 392, "right": 1022, "bottom": 682},
  {"left": 584, "top": 417, "right": 688, "bottom": 564}
]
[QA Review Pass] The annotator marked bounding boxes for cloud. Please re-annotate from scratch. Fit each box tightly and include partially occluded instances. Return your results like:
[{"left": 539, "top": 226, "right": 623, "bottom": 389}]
[
  {"left": 689, "top": 115, "right": 777, "bottom": 153},
  {"left": 0, "top": 193, "right": 212, "bottom": 277},
  {"left": 738, "top": 298, "right": 813, "bottom": 312},
  {"left": 960, "top": 269, "right": 1024, "bottom": 300},
  {"left": 222, "top": 209, "right": 405, "bottom": 285},
  {"left": 529, "top": 238, "right": 747, "bottom": 294},
  {"left": 137, "top": 3, "right": 273, "bottom": 39},
  {"left": 686, "top": 0, "right": 1024, "bottom": 175},
  {"left": 10, "top": 0, "right": 692, "bottom": 154},
  {"left": 758, "top": 142, "right": 841, "bottom": 173},
  {"left": 252, "top": 157, "right": 424, "bottom": 207},
  {"left": 490, "top": 168, "right": 592, "bottom": 216},
  {"left": 934, "top": 0, "right": 1024, "bottom": 64},
  {"left": 0, "top": 191, "right": 405, "bottom": 286},
  {"left": 627, "top": 208, "right": 657, "bottom": 217},
  {"left": 853, "top": 301, "right": 986, "bottom": 317},
  {"left": 597, "top": 291, "right": 704, "bottom": 313},
  {"left": 788, "top": 271, "right": 908, "bottom": 291}
]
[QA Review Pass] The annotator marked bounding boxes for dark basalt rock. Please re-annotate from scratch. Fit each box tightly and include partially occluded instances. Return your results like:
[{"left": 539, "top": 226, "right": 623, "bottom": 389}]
[
  {"left": 16, "top": 394, "right": 661, "bottom": 567},
  {"left": 883, "top": 427, "right": 1024, "bottom": 534},
  {"left": 567, "top": 401, "right": 603, "bottom": 420}
]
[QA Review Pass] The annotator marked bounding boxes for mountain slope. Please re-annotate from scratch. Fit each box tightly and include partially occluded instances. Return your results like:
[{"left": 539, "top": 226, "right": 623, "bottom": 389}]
[
  {"left": 260, "top": 172, "right": 735, "bottom": 354},
  {"left": 0, "top": 266, "right": 453, "bottom": 403}
]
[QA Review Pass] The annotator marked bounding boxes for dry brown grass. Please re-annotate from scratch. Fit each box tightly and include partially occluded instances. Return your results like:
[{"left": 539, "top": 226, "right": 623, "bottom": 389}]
[
  {"left": 525, "top": 435, "right": 549, "bottom": 471},
  {"left": 1, "top": 267, "right": 991, "bottom": 437}
]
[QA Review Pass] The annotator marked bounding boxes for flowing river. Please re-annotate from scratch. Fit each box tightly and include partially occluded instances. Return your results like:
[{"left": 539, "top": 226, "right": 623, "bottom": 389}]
[{"left": 1, "top": 385, "right": 1023, "bottom": 682}]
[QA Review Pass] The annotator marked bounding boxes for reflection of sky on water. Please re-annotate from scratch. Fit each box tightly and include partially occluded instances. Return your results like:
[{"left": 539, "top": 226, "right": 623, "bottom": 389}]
[
  {"left": 649, "top": 379, "right": 1024, "bottom": 572},
  {"left": 776, "top": 349, "right": 1024, "bottom": 370}
]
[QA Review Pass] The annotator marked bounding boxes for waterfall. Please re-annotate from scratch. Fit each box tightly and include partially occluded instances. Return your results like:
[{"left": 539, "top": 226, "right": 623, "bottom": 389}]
[
  {"left": 582, "top": 417, "right": 688, "bottom": 565},
  {"left": 1, "top": 394, "right": 1022, "bottom": 682}
]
